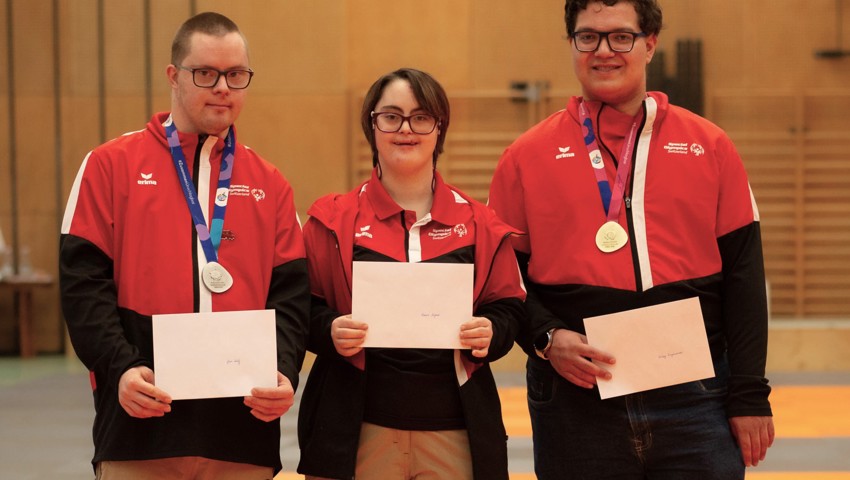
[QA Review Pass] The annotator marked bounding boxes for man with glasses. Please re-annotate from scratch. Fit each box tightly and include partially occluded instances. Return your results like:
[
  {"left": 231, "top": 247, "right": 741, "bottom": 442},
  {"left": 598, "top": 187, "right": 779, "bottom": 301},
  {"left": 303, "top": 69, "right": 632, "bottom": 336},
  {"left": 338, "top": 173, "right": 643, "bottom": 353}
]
[
  {"left": 60, "top": 12, "right": 309, "bottom": 479},
  {"left": 489, "top": 1, "right": 774, "bottom": 478}
]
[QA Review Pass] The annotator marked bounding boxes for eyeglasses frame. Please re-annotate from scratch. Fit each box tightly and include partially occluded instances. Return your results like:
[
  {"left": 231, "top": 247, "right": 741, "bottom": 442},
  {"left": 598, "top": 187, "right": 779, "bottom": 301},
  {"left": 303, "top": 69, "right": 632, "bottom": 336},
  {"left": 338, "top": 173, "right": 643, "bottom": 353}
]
[
  {"left": 174, "top": 65, "right": 255, "bottom": 89},
  {"left": 570, "top": 30, "right": 648, "bottom": 53},
  {"left": 370, "top": 111, "right": 440, "bottom": 135}
]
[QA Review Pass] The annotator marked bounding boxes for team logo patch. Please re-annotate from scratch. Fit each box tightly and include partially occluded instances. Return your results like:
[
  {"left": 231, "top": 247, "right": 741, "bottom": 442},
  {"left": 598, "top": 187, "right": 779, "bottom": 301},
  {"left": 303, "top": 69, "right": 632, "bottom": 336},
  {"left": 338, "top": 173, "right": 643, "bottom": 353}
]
[
  {"left": 251, "top": 188, "right": 265, "bottom": 202},
  {"left": 690, "top": 143, "right": 705, "bottom": 156},
  {"left": 453, "top": 224, "right": 468, "bottom": 237}
]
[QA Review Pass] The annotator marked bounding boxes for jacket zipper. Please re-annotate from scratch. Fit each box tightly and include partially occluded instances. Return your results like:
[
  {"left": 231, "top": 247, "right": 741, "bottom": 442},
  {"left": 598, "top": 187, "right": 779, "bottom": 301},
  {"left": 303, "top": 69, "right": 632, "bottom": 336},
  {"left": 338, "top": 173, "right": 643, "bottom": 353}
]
[{"left": 625, "top": 103, "right": 648, "bottom": 292}]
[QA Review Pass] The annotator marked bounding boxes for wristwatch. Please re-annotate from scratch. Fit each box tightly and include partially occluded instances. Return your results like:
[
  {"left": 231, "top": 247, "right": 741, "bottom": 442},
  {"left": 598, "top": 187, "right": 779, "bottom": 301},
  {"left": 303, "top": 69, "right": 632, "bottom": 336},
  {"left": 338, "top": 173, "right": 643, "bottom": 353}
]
[{"left": 533, "top": 328, "right": 556, "bottom": 360}]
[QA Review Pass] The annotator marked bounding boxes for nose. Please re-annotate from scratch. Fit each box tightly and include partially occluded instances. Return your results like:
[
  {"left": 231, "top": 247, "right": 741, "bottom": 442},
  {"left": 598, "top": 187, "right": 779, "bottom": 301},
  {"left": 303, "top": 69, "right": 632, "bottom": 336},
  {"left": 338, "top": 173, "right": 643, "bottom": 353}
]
[
  {"left": 398, "top": 118, "right": 413, "bottom": 133},
  {"left": 212, "top": 73, "right": 230, "bottom": 92},
  {"left": 595, "top": 35, "right": 615, "bottom": 55}
]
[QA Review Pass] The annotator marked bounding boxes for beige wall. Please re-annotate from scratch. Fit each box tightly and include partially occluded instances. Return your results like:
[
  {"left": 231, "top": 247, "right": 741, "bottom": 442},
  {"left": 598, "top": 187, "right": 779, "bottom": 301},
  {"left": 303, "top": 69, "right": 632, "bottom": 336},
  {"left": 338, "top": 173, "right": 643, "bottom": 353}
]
[{"left": 1, "top": 0, "right": 849, "bottom": 353}]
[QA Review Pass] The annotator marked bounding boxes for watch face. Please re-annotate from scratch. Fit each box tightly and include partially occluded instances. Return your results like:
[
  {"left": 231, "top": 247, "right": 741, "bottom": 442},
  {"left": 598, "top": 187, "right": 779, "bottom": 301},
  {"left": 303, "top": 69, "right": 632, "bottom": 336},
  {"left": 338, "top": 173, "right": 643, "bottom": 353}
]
[{"left": 534, "top": 332, "right": 549, "bottom": 351}]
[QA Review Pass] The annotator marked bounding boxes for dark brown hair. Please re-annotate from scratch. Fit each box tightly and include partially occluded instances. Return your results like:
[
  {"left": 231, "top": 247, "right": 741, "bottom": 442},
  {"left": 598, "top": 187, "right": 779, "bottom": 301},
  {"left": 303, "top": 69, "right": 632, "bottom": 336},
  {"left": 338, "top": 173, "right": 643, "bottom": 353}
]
[
  {"left": 360, "top": 68, "right": 450, "bottom": 168},
  {"left": 171, "top": 12, "right": 246, "bottom": 65},
  {"left": 564, "top": 0, "right": 663, "bottom": 37}
]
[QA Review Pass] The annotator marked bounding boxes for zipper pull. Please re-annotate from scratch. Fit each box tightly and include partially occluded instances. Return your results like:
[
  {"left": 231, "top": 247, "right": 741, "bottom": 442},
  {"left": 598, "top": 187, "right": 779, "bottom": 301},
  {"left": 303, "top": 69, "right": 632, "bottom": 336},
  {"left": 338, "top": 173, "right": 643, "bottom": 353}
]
[{"left": 625, "top": 196, "right": 632, "bottom": 209}]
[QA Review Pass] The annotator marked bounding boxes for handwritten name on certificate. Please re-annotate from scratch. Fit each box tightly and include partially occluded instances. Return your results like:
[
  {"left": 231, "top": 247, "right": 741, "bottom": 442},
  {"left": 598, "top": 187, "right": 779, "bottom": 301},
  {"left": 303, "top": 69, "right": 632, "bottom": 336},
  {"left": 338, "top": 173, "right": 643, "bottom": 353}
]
[
  {"left": 153, "top": 309, "right": 277, "bottom": 400},
  {"left": 352, "top": 261, "right": 473, "bottom": 349},
  {"left": 583, "top": 297, "right": 715, "bottom": 400}
]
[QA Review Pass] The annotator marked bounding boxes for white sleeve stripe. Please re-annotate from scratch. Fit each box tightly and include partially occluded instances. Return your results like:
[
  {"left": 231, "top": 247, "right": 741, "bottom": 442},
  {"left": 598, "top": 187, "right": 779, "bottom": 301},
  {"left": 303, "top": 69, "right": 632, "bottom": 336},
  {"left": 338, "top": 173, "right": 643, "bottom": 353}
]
[
  {"left": 749, "top": 183, "right": 761, "bottom": 222},
  {"left": 60, "top": 151, "right": 93, "bottom": 235}
]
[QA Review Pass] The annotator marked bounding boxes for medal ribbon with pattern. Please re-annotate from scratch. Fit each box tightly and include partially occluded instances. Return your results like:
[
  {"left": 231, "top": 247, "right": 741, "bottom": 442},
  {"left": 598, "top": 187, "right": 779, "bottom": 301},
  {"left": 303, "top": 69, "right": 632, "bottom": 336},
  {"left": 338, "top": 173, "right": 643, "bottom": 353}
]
[
  {"left": 578, "top": 100, "right": 643, "bottom": 252},
  {"left": 165, "top": 117, "right": 234, "bottom": 273}
]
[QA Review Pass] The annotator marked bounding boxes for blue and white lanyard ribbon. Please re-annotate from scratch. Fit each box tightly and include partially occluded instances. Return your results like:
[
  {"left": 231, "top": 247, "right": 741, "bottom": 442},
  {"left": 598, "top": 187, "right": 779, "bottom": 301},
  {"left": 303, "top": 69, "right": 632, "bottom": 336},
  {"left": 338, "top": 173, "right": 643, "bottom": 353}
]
[{"left": 165, "top": 119, "right": 235, "bottom": 264}]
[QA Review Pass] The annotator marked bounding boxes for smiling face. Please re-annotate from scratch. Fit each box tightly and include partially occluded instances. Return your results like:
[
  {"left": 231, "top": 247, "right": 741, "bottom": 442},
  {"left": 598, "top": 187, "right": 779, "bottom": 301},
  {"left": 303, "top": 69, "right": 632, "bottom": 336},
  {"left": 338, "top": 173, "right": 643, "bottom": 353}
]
[
  {"left": 167, "top": 31, "right": 249, "bottom": 138},
  {"left": 571, "top": 0, "right": 657, "bottom": 115},
  {"left": 372, "top": 79, "right": 440, "bottom": 179}
]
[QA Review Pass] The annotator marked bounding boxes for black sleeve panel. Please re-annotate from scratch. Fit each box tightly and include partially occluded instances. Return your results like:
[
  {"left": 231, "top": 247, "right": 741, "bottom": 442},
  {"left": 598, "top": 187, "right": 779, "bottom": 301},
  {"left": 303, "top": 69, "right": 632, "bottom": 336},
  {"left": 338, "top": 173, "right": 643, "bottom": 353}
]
[
  {"left": 59, "top": 234, "right": 145, "bottom": 389},
  {"left": 267, "top": 258, "right": 311, "bottom": 391},
  {"left": 718, "top": 222, "right": 772, "bottom": 417},
  {"left": 306, "top": 295, "right": 344, "bottom": 358},
  {"left": 515, "top": 251, "right": 564, "bottom": 356},
  {"left": 466, "top": 297, "right": 524, "bottom": 364}
]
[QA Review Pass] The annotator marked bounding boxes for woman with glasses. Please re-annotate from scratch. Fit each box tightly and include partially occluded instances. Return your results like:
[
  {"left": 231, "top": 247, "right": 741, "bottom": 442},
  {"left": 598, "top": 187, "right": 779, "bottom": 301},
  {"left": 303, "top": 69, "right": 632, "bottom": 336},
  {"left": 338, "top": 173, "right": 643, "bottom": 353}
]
[{"left": 296, "top": 68, "right": 526, "bottom": 480}]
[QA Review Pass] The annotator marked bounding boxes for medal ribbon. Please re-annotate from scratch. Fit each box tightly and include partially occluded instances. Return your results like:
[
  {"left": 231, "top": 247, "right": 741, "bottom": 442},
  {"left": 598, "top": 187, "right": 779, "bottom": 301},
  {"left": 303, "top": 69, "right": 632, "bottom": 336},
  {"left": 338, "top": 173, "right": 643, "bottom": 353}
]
[
  {"left": 165, "top": 118, "right": 235, "bottom": 264},
  {"left": 578, "top": 100, "right": 643, "bottom": 222}
]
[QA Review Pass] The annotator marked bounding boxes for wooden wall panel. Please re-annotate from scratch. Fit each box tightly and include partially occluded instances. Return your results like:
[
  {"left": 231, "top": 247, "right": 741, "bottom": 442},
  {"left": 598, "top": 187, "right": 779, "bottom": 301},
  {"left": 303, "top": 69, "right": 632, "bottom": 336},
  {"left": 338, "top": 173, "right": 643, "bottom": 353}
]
[
  {"left": 0, "top": 0, "right": 11, "bottom": 350},
  {"left": 702, "top": 0, "right": 850, "bottom": 91},
  {"left": 347, "top": 1, "right": 472, "bottom": 90},
  {"left": 59, "top": 0, "right": 98, "bottom": 96},
  {"left": 149, "top": 1, "right": 191, "bottom": 106},
  {"left": 237, "top": 94, "right": 349, "bottom": 215},
  {"left": 469, "top": 0, "right": 568, "bottom": 90},
  {"left": 710, "top": 89, "right": 850, "bottom": 318},
  {"left": 6, "top": 0, "right": 61, "bottom": 352},
  {"left": 102, "top": 2, "right": 146, "bottom": 138}
]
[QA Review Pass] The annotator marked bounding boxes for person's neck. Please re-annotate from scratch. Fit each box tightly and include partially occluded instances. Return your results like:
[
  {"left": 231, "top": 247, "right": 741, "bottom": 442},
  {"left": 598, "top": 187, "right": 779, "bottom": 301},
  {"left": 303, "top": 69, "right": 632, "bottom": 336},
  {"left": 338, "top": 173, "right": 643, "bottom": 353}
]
[
  {"left": 380, "top": 168, "right": 434, "bottom": 221},
  {"left": 584, "top": 92, "right": 647, "bottom": 118},
  {"left": 169, "top": 112, "right": 230, "bottom": 139}
]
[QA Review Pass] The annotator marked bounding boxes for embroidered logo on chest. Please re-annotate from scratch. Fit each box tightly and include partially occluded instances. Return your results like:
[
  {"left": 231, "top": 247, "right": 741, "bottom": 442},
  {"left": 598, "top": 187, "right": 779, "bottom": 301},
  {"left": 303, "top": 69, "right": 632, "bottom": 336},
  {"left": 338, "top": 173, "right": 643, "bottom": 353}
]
[
  {"left": 555, "top": 146, "right": 576, "bottom": 160},
  {"left": 428, "top": 223, "right": 468, "bottom": 240},
  {"left": 137, "top": 172, "right": 158, "bottom": 186},
  {"left": 355, "top": 225, "right": 373, "bottom": 239}
]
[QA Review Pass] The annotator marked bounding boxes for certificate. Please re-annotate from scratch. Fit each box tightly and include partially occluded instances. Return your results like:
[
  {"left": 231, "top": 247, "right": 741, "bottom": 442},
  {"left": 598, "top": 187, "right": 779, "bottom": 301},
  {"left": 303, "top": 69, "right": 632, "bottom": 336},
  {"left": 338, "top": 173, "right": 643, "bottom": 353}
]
[
  {"left": 152, "top": 309, "right": 277, "bottom": 400},
  {"left": 352, "top": 261, "right": 473, "bottom": 349},
  {"left": 583, "top": 297, "right": 715, "bottom": 399}
]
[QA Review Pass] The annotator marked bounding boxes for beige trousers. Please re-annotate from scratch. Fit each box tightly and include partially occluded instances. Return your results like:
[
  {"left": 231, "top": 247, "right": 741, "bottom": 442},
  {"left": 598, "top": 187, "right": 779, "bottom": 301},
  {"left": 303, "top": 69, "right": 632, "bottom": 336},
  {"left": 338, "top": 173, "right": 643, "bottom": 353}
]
[{"left": 307, "top": 422, "right": 473, "bottom": 480}]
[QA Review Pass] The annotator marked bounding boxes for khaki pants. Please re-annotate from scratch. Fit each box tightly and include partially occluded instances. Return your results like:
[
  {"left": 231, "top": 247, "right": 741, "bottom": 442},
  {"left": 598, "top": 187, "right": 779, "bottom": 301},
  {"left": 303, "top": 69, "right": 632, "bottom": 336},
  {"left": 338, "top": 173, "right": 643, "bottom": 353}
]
[
  {"left": 308, "top": 422, "right": 473, "bottom": 480},
  {"left": 95, "top": 456, "right": 273, "bottom": 480}
]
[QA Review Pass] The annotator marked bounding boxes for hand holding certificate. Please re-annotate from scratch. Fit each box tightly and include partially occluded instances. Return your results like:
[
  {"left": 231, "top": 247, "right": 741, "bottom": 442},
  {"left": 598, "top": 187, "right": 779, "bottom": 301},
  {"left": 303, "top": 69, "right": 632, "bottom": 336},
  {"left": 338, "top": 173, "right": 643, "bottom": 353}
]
[
  {"left": 583, "top": 297, "right": 715, "bottom": 399},
  {"left": 351, "top": 261, "right": 474, "bottom": 349}
]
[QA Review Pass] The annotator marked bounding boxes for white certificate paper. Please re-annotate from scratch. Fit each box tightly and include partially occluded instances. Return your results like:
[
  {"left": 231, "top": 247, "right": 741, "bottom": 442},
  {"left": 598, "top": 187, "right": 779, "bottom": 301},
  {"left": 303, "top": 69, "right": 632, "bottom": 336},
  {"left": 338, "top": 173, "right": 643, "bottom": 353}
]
[
  {"left": 352, "top": 261, "right": 473, "bottom": 349},
  {"left": 583, "top": 297, "right": 715, "bottom": 400},
  {"left": 152, "top": 309, "right": 277, "bottom": 400}
]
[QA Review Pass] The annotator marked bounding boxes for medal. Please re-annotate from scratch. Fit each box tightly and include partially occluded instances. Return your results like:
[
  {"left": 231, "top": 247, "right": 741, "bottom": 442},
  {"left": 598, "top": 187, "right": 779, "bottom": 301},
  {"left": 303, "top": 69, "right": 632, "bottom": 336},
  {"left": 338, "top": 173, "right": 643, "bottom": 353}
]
[
  {"left": 595, "top": 221, "right": 628, "bottom": 253},
  {"left": 202, "top": 261, "right": 233, "bottom": 293}
]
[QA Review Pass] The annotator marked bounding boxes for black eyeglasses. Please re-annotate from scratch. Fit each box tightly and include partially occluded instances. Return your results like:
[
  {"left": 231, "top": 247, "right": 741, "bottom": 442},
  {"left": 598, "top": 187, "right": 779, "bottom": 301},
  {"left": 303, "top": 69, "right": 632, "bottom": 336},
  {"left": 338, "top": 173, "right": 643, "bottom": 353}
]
[
  {"left": 571, "top": 31, "right": 647, "bottom": 53},
  {"left": 371, "top": 111, "right": 439, "bottom": 135},
  {"left": 175, "top": 65, "right": 254, "bottom": 89}
]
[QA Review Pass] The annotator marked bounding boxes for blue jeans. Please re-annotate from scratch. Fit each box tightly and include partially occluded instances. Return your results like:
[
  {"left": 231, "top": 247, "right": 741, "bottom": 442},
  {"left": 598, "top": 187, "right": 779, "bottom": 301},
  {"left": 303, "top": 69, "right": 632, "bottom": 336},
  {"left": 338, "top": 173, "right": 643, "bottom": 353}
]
[{"left": 527, "top": 357, "right": 744, "bottom": 480}]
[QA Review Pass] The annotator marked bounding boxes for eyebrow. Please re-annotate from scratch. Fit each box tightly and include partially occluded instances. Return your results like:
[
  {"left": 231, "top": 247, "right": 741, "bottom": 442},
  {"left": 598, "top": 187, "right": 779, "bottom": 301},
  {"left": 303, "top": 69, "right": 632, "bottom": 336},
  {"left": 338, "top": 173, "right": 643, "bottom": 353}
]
[
  {"left": 182, "top": 64, "right": 250, "bottom": 71},
  {"left": 376, "top": 105, "right": 426, "bottom": 114}
]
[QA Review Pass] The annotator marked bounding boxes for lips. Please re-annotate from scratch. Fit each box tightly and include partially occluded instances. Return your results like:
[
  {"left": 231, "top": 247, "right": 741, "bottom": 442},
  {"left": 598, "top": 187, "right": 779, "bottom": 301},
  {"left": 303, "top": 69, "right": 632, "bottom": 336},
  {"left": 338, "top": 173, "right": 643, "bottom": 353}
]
[{"left": 592, "top": 64, "right": 621, "bottom": 72}]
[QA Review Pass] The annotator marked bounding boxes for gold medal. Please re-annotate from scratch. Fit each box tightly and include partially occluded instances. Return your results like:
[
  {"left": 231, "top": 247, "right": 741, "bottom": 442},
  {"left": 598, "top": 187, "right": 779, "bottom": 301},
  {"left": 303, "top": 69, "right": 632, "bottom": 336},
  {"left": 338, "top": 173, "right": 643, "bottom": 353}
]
[
  {"left": 202, "top": 261, "right": 233, "bottom": 293},
  {"left": 596, "top": 221, "right": 628, "bottom": 253}
]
